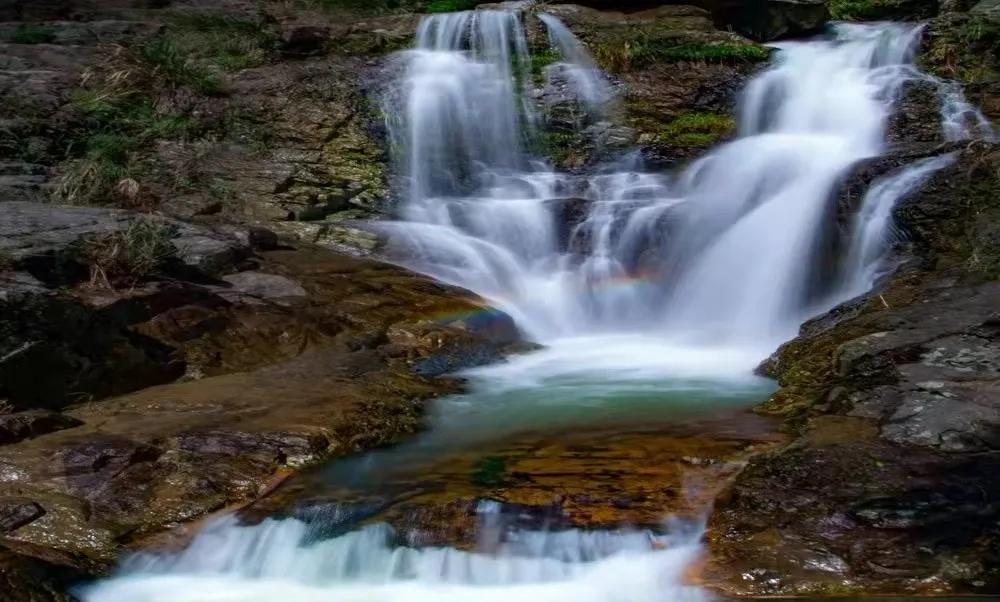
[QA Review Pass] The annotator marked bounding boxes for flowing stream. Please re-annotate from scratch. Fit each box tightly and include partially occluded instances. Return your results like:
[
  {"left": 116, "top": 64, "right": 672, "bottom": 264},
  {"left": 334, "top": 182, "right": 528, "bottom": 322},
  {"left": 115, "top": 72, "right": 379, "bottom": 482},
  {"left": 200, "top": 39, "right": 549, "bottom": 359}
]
[{"left": 81, "top": 10, "right": 993, "bottom": 602}]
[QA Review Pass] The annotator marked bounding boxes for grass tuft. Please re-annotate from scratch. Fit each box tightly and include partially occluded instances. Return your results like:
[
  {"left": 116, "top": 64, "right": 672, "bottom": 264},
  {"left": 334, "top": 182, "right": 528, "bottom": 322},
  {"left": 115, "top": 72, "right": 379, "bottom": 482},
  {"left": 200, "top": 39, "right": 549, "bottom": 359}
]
[
  {"left": 136, "top": 37, "right": 224, "bottom": 95},
  {"left": 73, "top": 219, "right": 178, "bottom": 290}
]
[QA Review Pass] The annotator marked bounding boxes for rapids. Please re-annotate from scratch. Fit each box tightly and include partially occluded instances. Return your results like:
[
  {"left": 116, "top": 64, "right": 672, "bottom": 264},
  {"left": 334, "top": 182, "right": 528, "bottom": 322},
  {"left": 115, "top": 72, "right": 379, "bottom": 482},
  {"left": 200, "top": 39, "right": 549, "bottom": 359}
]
[{"left": 79, "top": 10, "right": 993, "bottom": 602}]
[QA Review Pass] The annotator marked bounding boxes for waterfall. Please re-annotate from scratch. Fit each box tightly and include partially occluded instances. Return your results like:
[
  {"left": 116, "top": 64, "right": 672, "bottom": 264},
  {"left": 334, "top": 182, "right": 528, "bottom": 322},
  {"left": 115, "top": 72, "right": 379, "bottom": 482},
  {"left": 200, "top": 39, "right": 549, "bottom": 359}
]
[
  {"left": 842, "top": 152, "right": 957, "bottom": 297},
  {"left": 381, "top": 15, "right": 984, "bottom": 358},
  {"left": 78, "top": 12, "right": 994, "bottom": 602},
  {"left": 79, "top": 513, "right": 707, "bottom": 602}
]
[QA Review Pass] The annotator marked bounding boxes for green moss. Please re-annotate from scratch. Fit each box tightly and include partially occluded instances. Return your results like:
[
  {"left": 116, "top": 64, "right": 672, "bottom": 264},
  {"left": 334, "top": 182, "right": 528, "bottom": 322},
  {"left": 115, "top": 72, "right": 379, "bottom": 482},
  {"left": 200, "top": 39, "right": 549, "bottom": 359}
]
[
  {"left": 6, "top": 23, "right": 56, "bottom": 44},
  {"left": 471, "top": 456, "right": 507, "bottom": 487},
  {"left": 593, "top": 29, "right": 770, "bottom": 73},
  {"left": 533, "top": 130, "right": 583, "bottom": 165},
  {"left": 530, "top": 49, "right": 560, "bottom": 83},
  {"left": 425, "top": 0, "right": 480, "bottom": 13},
  {"left": 659, "top": 112, "right": 735, "bottom": 147}
]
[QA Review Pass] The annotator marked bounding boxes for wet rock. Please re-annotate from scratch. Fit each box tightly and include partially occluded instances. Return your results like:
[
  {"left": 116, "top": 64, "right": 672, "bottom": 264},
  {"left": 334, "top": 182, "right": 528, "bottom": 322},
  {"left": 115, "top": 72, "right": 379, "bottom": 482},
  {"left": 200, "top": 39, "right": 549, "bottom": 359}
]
[
  {"left": 710, "top": 0, "right": 829, "bottom": 41},
  {"left": 219, "top": 271, "right": 308, "bottom": 305},
  {"left": 0, "top": 540, "right": 88, "bottom": 602},
  {"left": 0, "top": 499, "right": 45, "bottom": 533},
  {"left": 280, "top": 25, "right": 330, "bottom": 57},
  {"left": 0, "top": 411, "right": 82, "bottom": 446}
]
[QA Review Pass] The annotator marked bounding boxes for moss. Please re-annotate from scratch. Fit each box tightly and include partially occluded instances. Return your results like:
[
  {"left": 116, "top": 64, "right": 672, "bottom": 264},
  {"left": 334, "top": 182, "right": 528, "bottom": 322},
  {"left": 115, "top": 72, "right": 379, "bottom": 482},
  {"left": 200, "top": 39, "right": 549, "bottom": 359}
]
[
  {"left": 471, "top": 455, "right": 507, "bottom": 487},
  {"left": 593, "top": 29, "right": 769, "bottom": 73},
  {"left": 659, "top": 112, "right": 735, "bottom": 147},
  {"left": 5, "top": 23, "right": 56, "bottom": 44},
  {"left": 533, "top": 130, "right": 584, "bottom": 165},
  {"left": 923, "top": 14, "right": 1000, "bottom": 84},
  {"left": 425, "top": 0, "right": 480, "bottom": 13},
  {"left": 530, "top": 49, "right": 560, "bottom": 83}
]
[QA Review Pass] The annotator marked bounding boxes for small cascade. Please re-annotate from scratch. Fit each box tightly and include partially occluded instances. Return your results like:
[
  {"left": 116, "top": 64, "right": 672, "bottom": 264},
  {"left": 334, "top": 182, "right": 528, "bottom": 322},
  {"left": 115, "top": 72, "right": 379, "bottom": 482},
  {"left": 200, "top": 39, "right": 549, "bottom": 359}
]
[
  {"left": 79, "top": 513, "right": 707, "bottom": 602},
  {"left": 842, "top": 152, "right": 957, "bottom": 297},
  {"left": 537, "top": 13, "right": 615, "bottom": 115}
]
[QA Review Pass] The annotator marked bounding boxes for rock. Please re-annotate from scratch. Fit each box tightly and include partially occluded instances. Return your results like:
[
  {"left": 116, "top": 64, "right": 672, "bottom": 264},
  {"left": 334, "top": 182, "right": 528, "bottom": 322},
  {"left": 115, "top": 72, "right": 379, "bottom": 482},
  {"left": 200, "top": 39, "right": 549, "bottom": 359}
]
[
  {"left": 0, "top": 499, "right": 45, "bottom": 533},
  {"left": 280, "top": 25, "right": 330, "bottom": 57},
  {"left": 0, "top": 411, "right": 82, "bottom": 446},
  {"left": 219, "top": 271, "right": 308, "bottom": 304},
  {"left": 710, "top": 0, "right": 829, "bottom": 41},
  {"left": 247, "top": 226, "right": 279, "bottom": 251},
  {"left": 0, "top": 540, "right": 88, "bottom": 602},
  {"left": 0, "top": 202, "right": 249, "bottom": 280},
  {"left": 0, "top": 293, "right": 183, "bottom": 411},
  {"left": 550, "top": 0, "right": 827, "bottom": 41}
]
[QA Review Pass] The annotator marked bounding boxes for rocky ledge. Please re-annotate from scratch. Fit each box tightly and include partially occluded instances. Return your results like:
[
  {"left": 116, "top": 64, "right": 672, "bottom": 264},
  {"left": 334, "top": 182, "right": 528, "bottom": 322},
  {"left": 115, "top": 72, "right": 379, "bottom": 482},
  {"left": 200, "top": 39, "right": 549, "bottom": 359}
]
[{"left": 0, "top": 202, "right": 518, "bottom": 600}]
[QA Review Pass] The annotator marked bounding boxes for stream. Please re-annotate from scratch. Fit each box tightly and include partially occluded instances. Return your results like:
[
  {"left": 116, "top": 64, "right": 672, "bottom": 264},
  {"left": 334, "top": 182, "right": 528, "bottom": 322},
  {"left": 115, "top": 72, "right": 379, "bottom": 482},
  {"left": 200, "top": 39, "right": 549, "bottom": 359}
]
[{"left": 79, "top": 7, "right": 993, "bottom": 601}]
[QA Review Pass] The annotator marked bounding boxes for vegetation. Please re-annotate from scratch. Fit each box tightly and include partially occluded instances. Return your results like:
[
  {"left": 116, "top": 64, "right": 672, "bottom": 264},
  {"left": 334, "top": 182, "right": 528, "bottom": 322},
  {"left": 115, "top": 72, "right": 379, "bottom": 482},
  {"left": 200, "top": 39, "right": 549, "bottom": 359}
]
[
  {"left": 136, "top": 37, "right": 224, "bottom": 95},
  {"left": 425, "top": 0, "right": 480, "bottom": 13},
  {"left": 529, "top": 49, "right": 561, "bottom": 83},
  {"left": 6, "top": 23, "right": 56, "bottom": 44},
  {"left": 828, "top": 0, "right": 934, "bottom": 21},
  {"left": 924, "top": 15, "right": 1000, "bottom": 83},
  {"left": 534, "top": 130, "right": 584, "bottom": 165},
  {"left": 593, "top": 30, "right": 769, "bottom": 72},
  {"left": 163, "top": 11, "right": 276, "bottom": 73},
  {"left": 72, "top": 219, "right": 178, "bottom": 290},
  {"left": 659, "top": 112, "right": 735, "bottom": 147},
  {"left": 52, "top": 12, "right": 279, "bottom": 207}
]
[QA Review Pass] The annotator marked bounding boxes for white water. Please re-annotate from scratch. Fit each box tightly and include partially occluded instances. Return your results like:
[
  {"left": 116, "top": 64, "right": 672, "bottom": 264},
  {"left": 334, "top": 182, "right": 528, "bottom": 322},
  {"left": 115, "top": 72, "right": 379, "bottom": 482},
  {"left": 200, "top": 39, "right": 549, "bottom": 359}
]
[
  {"left": 81, "top": 511, "right": 707, "bottom": 602},
  {"left": 382, "top": 17, "right": 986, "bottom": 367},
  {"left": 81, "top": 12, "right": 994, "bottom": 602}
]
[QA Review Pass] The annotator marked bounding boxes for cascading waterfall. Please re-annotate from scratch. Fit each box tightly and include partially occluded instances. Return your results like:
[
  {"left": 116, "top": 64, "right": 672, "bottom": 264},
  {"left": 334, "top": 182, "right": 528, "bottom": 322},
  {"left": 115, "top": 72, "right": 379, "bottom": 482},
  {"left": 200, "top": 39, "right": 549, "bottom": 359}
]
[
  {"left": 80, "top": 11, "right": 995, "bottom": 602},
  {"left": 381, "top": 15, "right": 989, "bottom": 359}
]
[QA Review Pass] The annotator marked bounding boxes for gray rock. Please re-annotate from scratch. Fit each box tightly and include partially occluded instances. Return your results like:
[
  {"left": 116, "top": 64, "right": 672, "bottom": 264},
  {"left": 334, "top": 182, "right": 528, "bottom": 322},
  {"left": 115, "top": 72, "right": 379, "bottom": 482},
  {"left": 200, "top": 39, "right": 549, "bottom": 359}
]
[
  {"left": 219, "top": 271, "right": 308, "bottom": 305},
  {"left": 0, "top": 201, "right": 249, "bottom": 278}
]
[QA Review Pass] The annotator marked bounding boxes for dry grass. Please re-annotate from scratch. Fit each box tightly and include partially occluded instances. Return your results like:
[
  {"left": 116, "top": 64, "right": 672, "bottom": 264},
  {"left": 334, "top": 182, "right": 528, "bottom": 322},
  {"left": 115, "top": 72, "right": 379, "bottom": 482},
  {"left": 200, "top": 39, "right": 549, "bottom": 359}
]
[{"left": 73, "top": 219, "right": 178, "bottom": 290}]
